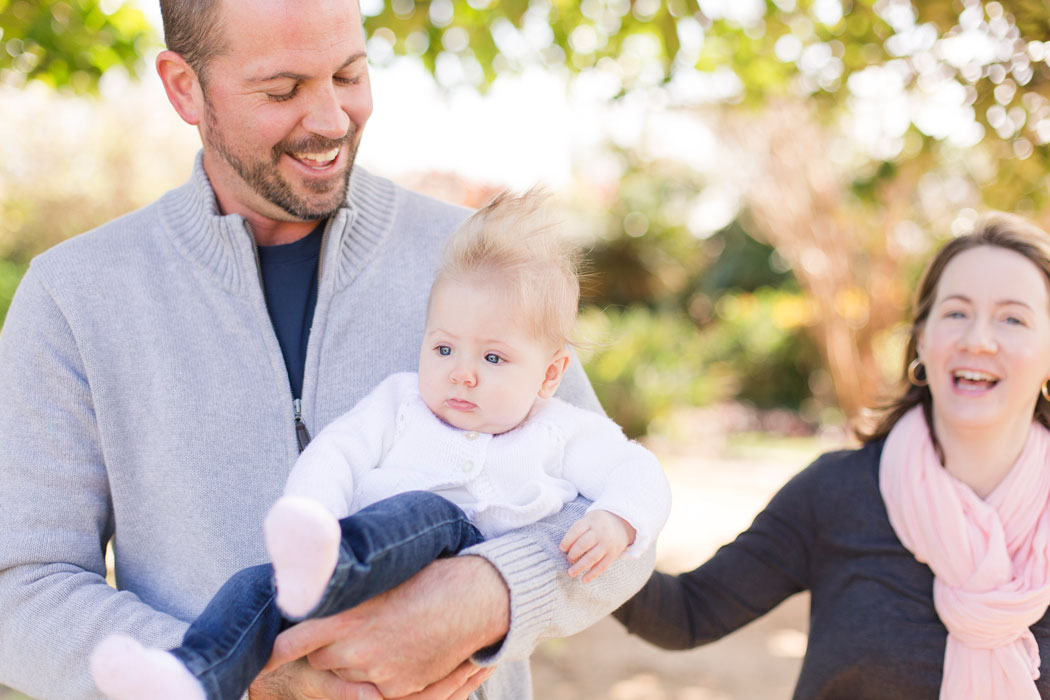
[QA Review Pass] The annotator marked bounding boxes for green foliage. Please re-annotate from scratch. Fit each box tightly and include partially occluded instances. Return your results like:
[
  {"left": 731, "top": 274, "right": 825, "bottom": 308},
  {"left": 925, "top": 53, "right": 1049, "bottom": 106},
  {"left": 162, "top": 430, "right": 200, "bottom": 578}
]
[
  {"left": 0, "top": 258, "right": 25, "bottom": 327},
  {"left": 0, "top": 0, "right": 155, "bottom": 92},
  {"left": 366, "top": 1, "right": 1050, "bottom": 215},
  {"left": 578, "top": 306, "right": 724, "bottom": 438},
  {"left": 579, "top": 286, "right": 822, "bottom": 437},
  {"left": 574, "top": 146, "right": 822, "bottom": 435}
]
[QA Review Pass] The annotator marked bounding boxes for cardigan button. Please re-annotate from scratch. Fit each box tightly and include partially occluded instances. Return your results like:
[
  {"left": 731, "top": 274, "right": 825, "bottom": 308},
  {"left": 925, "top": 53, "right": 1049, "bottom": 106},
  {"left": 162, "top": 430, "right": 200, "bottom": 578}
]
[
  {"left": 465, "top": 431, "right": 479, "bottom": 441},
  {"left": 460, "top": 460, "right": 474, "bottom": 472}
]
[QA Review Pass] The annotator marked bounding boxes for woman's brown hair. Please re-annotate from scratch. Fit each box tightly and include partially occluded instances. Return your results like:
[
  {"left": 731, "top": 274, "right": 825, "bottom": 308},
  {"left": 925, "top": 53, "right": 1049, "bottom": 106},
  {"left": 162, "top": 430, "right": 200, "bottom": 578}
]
[{"left": 860, "top": 212, "right": 1050, "bottom": 443}]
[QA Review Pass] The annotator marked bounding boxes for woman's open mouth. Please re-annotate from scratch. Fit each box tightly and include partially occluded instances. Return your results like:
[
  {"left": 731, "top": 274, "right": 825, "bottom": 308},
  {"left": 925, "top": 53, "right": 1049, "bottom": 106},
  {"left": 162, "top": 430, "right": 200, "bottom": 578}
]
[{"left": 952, "top": 369, "right": 999, "bottom": 392}]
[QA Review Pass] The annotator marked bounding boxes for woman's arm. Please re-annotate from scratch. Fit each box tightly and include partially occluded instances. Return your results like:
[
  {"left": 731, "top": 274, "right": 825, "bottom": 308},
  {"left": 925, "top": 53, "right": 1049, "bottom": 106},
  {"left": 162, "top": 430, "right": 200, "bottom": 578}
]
[{"left": 614, "top": 461, "right": 818, "bottom": 649}]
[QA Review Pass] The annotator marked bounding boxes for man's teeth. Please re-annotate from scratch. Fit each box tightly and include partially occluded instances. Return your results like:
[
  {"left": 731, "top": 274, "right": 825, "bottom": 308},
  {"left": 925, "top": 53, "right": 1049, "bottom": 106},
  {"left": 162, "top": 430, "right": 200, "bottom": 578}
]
[
  {"left": 953, "top": 369, "right": 997, "bottom": 382},
  {"left": 292, "top": 147, "right": 340, "bottom": 163}
]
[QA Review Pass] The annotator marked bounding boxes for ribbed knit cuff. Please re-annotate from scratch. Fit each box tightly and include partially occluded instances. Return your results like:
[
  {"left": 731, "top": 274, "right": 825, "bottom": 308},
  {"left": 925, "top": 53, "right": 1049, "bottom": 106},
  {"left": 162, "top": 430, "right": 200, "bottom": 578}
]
[{"left": 461, "top": 531, "right": 559, "bottom": 664}]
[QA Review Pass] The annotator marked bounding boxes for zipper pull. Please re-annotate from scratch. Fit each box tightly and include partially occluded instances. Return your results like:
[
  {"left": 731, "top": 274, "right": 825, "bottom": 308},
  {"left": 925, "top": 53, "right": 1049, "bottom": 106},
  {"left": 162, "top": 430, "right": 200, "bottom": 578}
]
[{"left": 293, "top": 398, "right": 312, "bottom": 452}]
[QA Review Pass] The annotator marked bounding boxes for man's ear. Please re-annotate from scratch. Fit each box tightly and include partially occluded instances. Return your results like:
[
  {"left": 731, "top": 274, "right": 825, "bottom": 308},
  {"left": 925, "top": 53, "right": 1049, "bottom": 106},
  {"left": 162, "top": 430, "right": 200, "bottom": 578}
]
[
  {"left": 538, "top": 347, "right": 571, "bottom": 399},
  {"left": 156, "top": 50, "right": 205, "bottom": 126}
]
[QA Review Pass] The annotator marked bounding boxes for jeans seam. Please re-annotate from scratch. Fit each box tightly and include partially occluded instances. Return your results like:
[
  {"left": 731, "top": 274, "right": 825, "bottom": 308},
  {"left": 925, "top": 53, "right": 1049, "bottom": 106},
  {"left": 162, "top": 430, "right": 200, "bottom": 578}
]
[
  {"left": 346, "top": 513, "right": 481, "bottom": 565},
  {"left": 193, "top": 587, "right": 279, "bottom": 675}
]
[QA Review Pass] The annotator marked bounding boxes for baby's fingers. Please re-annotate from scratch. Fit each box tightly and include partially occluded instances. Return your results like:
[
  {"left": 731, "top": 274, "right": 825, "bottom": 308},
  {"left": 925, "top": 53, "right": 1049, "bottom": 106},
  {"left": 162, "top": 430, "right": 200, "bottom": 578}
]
[
  {"left": 559, "top": 519, "right": 590, "bottom": 553},
  {"left": 568, "top": 546, "right": 606, "bottom": 580},
  {"left": 565, "top": 530, "right": 599, "bottom": 564},
  {"left": 582, "top": 554, "right": 614, "bottom": 583}
]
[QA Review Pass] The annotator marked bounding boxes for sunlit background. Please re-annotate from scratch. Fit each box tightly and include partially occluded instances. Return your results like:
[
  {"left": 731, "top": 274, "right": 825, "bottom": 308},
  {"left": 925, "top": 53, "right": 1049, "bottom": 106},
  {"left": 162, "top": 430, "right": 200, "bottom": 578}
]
[{"left": 3, "top": 1, "right": 1050, "bottom": 698}]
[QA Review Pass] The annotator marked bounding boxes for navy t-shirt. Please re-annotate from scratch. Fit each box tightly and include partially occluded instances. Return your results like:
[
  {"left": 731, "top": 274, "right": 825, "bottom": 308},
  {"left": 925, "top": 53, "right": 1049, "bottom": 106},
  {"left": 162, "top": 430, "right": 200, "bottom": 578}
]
[{"left": 257, "top": 221, "right": 325, "bottom": 399}]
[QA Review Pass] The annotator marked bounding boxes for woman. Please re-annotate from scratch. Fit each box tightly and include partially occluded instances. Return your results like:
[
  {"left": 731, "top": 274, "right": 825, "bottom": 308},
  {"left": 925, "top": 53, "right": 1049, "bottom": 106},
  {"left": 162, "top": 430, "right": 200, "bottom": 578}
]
[{"left": 615, "top": 212, "right": 1050, "bottom": 699}]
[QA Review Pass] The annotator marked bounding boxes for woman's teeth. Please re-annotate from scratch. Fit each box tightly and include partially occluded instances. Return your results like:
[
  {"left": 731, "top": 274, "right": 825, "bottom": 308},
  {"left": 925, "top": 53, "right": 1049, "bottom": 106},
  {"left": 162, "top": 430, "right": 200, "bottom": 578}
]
[{"left": 952, "top": 369, "right": 998, "bottom": 389}]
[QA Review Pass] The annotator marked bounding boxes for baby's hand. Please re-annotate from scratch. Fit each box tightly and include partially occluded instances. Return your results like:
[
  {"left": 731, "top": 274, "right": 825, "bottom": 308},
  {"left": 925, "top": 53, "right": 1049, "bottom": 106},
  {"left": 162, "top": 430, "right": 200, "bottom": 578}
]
[{"left": 559, "top": 510, "right": 637, "bottom": 583}]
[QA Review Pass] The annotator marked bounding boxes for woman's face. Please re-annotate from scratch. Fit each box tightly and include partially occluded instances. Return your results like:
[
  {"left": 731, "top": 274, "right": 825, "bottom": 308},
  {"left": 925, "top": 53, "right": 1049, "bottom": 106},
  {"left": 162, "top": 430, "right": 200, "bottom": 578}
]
[{"left": 918, "top": 245, "right": 1050, "bottom": 437}]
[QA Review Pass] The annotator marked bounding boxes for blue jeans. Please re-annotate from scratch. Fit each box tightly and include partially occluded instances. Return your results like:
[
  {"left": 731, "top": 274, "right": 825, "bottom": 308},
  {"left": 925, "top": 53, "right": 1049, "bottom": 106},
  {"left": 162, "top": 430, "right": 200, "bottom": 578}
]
[{"left": 169, "top": 491, "right": 484, "bottom": 700}]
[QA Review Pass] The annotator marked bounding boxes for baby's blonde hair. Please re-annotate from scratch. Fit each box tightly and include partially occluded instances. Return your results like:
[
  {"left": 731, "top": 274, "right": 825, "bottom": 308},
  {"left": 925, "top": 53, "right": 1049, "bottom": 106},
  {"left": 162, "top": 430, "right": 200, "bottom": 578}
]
[{"left": 436, "top": 189, "right": 581, "bottom": 350}]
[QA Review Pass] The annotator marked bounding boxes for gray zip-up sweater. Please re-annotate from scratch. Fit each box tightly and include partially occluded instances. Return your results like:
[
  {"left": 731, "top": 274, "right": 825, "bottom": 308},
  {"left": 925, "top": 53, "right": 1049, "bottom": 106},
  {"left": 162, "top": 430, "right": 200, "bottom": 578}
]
[{"left": 0, "top": 155, "right": 653, "bottom": 700}]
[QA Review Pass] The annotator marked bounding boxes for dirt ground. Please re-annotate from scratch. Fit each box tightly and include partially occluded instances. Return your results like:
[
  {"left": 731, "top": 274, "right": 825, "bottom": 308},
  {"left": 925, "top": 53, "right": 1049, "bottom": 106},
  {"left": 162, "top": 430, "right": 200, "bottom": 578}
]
[{"left": 530, "top": 427, "right": 844, "bottom": 700}]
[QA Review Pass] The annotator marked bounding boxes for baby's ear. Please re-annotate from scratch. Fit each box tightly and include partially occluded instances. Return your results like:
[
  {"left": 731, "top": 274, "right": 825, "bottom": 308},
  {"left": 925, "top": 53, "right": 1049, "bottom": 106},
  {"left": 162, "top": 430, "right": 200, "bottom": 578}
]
[{"left": 538, "top": 347, "right": 571, "bottom": 398}]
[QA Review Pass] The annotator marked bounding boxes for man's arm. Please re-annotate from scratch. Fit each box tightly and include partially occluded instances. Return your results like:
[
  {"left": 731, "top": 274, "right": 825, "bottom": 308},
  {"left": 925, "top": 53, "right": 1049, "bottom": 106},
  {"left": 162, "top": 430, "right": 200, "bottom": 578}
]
[
  {"left": 0, "top": 268, "right": 188, "bottom": 699},
  {"left": 261, "top": 499, "right": 654, "bottom": 696},
  {"left": 260, "top": 555, "right": 507, "bottom": 698},
  {"left": 463, "top": 495, "right": 655, "bottom": 664},
  {"left": 464, "top": 357, "right": 655, "bottom": 662}
]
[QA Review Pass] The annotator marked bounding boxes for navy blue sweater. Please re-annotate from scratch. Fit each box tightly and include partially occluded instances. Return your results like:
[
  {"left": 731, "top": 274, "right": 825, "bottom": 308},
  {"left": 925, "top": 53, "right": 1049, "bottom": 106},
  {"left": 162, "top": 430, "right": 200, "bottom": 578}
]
[
  {"left": 614, "top": 440, "right": 1050, "bottom": 698},
  {"left": 257, "top": 222, "right": 324, "bottom": 400}
]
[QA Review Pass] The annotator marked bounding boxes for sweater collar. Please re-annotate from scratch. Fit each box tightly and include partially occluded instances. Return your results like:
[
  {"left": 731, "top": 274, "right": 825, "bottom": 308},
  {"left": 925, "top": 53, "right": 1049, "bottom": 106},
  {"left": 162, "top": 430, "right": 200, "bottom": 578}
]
[{"left": 158, "top": 151, "right": 398, "bottom": 295}]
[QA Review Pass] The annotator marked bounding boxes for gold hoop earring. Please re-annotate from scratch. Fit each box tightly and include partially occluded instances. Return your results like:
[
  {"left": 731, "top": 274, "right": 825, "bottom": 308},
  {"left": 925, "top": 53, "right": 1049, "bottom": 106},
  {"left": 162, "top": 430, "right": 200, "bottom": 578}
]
[
  {"left": 907, "top": 358, "right": 927, "bottom": 387},
  {"left": 1042, "top": 379, "right": 1050, "bottom": 402}
]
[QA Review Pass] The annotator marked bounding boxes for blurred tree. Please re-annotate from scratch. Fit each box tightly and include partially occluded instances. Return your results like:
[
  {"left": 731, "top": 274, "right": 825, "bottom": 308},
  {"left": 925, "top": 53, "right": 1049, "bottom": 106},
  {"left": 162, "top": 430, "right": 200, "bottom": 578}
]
[
  {"left": 7, "top": 0, "right": 1049, "bottom": 423},
  {"left": 572, "top": 150, "right": 826, "bottom": 436},
  {"left": 0, "top": 0, "right": 154, "bottom": 92},
  {"left": 365, "top": 0, "right": 1050, "bottom": 419}
]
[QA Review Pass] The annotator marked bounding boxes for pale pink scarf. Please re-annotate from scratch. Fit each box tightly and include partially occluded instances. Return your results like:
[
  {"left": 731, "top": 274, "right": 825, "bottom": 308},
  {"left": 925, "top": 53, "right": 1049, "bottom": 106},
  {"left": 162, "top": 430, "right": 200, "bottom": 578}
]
[{"left": 880, "top": 407, "right": 1050, "bottom": 699}]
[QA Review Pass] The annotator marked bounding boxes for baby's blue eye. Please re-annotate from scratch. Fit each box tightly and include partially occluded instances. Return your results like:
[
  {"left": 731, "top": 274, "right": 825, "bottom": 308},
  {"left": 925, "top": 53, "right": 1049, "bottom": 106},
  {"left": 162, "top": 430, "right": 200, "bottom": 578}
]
[
  {"left": 485, "top": 353, "right": 502, "bottom": 364},
  {"left": 437, "top": 345, "right": 452, "bottom": 356}
]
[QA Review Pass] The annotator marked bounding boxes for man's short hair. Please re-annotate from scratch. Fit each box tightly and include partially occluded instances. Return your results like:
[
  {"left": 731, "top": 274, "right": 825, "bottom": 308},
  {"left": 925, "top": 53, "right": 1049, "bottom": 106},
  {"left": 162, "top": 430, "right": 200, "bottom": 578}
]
[{"left": 159, "top": 0, "right": 228, "bottom": 86}]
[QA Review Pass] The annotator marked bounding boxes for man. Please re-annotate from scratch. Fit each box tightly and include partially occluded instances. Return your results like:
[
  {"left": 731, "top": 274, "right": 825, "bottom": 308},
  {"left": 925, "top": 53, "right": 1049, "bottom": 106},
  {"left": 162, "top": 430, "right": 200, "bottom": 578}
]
[{"left": 0, "top": 0, "right": 654, "bottom": 698}]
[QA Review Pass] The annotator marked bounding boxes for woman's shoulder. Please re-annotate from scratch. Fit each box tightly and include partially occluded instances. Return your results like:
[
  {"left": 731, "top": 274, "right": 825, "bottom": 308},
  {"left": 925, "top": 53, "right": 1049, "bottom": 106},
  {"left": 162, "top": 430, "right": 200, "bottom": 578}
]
[
  {"left": 776, "top": 439, "right": 886, "bottom": 506},
  {"left": 806, "top": 439, "right": 885, "bottom": 477}
]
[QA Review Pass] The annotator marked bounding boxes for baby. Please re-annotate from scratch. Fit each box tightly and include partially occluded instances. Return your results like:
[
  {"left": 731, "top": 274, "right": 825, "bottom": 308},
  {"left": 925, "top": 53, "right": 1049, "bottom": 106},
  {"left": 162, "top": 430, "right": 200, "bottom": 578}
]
[{"left": 90, "top": 189, "right": 672, "bottom": 700}]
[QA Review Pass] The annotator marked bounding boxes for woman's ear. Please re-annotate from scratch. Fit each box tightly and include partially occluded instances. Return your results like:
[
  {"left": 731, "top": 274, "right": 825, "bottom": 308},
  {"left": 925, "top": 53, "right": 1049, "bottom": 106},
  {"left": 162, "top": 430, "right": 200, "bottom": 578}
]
[
  {"left": 156, "top": 50, "right": 206, "bottom": 126},
  {"left": 538, "top": 348, "right": 572, "bottom": 399}
]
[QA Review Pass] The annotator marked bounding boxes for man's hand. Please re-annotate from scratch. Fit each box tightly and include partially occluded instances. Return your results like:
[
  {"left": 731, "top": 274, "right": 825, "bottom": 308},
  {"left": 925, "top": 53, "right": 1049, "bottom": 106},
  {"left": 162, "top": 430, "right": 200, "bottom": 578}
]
[
  {"left": 250, "top": 657, "right": 367, "bottom": 700},
  {"left": 261, "top": 555, "right": 509, "bottom": 698},
  {"left": 559, "top": 509, "right": 636, "bottom": 583},
  {"left": 249, "top": 658, "right": 495, "bottom": 700}
]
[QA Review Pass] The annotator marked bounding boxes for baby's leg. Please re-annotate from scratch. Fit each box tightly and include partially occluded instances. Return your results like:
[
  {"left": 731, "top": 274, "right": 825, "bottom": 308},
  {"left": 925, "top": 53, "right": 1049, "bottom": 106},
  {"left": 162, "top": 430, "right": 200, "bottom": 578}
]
[
  {"left": 264, "top": 496, "right": 342, "bottom": 618},
  {"left": 91, "top": 635, "right": 205, "bottom": 700},
  {"left": 309, "top": 491, "right": 485, "bottom": 618},
  {"left": 92, "top": 563, "right": 284, "bottom": 700}
]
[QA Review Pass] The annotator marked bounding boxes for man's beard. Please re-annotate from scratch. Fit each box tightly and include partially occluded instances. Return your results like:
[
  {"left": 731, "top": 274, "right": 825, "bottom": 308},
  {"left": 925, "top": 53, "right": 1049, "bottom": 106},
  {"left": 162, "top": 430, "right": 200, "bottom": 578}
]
[{"left": 203, "top": 105, "right": 357, "bottom": 221}]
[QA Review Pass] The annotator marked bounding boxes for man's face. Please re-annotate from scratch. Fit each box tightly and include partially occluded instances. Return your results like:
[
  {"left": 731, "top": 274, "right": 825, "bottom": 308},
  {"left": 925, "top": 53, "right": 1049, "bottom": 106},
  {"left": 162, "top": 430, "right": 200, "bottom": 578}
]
[{"left": 197, "top": 0, "right": 373, "bottom": 223}]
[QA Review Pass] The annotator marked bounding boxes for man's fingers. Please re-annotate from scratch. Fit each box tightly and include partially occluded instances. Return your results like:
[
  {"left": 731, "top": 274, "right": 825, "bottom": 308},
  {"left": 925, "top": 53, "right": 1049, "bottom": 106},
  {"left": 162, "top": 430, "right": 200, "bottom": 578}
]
[
  {"left": 314, "top": 673, "right": 382, "bottom": 700},
  {"left": 396, "top": 662, "right": 492, "bottom": 700},
  {"left": 265, "top": 616, "right": 342, "bottom": 672},
  {"left": 447, "top": 665, "right": 495, "bottom": 700}
]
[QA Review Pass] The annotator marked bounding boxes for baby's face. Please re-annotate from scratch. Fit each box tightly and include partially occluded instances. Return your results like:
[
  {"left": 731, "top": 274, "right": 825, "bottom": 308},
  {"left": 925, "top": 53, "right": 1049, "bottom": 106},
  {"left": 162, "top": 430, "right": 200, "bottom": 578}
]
[{"left": 418, "top": 275, "right": 565, "bottom": 434}]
